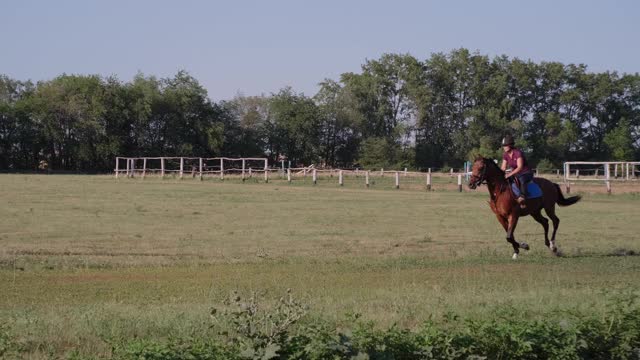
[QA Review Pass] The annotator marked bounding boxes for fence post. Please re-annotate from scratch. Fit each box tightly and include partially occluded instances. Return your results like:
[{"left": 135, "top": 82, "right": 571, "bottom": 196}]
[
  {"left": 626, "top": 163, "right": 630, "bottom": 180},
  {"left": 564, "top": 163, "right": 571, "bottom": 194},
  {"left": 426, "top": 172, "right": 432, "bottom": 191},
  {"left": 605, "top": 163, "right": 611, "bottom": 195},
  {"left": 404, "top": 168, "right": 407, "bottom": 176},
  {"left": 287, "top": 169, "right": 291, "bottom": 183},
  {"left": 556, "top": 169, "right": 560, "bottom": 178},
  {"left": 365, "top": 171, "right": 370, "bottom": 188},
  {"left": 576, "top": 169, "right": 579, "bottom": 179},
  {"left": 380, "top": 168, "right": 384, "bottom": 176},
  {"left": 126, "top": 158, "right": 130, "bottom": 177},
  {"left": 142, "top": 158, "right": 147, "bottom": 179},
  {"left": 161, "top": 157, "right": 165, "bottom": 178},
  {"left": 220, "top": 158, "right": 224, "bottom": 180},
  {"left": 313, "top": 169, "right": 317, "bottom": 185},
  {"left": 339, "top": 170, "right": 343, "bottom": 186},
  {"left": 457, "top": 174, "right": 462, "bottom": 192},
  {"left": 565, "top": 165, "right": 571, "bottom": 193},
  {"left": 395, "top": 172, "right": 400, "bottom": 189},
  {"left": 179, "top": 157, "right": 184, "bottom": 179},
  {"left": 115, "top": 157, "right": 119, "bottom": 178},
  {"left": 199, "top": 158, "right": 203, "bottom": 181},
  {"left": 264, "top": 159, "right": 269, "bottom": 183},
  {"left": 130, "top": 159, "right": 136, "bottom": 178},
  {"left": 450, "top": 168, "right": 454, "bottom": 178},
  {"left": 242, "top": 159, "right": 246, "bottom": 181}
]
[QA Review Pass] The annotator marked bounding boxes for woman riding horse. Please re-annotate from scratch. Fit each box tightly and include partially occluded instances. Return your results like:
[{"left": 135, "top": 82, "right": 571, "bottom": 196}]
[
  {"left": 501, "top": 135, "right": 533, "bottom": 209},
  {"left": 468, "top": 154, "right": 581, "bottom": 259}
]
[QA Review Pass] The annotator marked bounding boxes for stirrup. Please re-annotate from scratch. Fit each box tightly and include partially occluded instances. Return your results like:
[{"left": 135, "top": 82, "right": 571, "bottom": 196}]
[{"left": 517, "top": 196, "right": 526, "bottom": 209}]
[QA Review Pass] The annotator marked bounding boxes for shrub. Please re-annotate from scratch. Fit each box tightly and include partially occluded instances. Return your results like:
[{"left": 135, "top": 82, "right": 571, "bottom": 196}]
[
  {"left": 535, "top": 158, "right": 555, "bottom": 174},
  {"left": 96, "top": 292, "right": 640, "bottom": 359}
]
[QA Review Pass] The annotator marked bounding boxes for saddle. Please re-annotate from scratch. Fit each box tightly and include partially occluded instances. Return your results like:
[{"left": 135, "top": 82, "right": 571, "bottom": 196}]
[{"left": 509, "top": 177, "right": 543, "bottom": 199}]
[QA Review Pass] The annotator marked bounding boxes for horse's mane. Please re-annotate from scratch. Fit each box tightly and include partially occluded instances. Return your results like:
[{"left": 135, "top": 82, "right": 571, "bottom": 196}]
[
  {"left": 474, "top": 156, "right": 505, "bottom": 177},
  {"left": 484, "top": 157, "right": 504, "bottom": 176}
]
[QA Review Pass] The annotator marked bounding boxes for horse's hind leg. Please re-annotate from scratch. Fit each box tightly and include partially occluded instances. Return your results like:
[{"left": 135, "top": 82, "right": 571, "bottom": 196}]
[
  {"left": 544, "top": 206, "right": 560, "bottom": 253},
  {"left": 531, "top": 210, "right": 550, "bottom": 249}
]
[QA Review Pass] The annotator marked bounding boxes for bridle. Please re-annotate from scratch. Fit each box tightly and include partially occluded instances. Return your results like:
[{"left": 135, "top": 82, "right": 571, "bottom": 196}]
[{"left": 470, "top": 159, "right": 488, "bottom": 188}]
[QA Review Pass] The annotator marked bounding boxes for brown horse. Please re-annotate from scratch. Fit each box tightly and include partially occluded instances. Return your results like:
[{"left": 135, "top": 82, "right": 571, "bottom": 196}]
[{"left": 468, "top": 156, "right": 581, "bottom": 259}]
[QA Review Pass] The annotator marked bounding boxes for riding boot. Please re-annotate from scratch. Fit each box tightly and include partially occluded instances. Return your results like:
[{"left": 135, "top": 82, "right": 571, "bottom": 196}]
[
  {"left": 517, "top": 196, "right": 526, "bottom": 209},
  {"left": 518, "top": 181, "right": 528, "bottom": 209}
]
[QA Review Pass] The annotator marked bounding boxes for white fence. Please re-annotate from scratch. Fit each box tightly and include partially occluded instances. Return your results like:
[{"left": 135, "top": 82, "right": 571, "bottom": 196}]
[
  {"left": 282, "top": 167, "right": 468, "bottom": 191},
  {"left": 563, "top": 161, "right": 640, "bottom": 194},
  {"left": 115, "top": 157, "right": 269, "bottom": 181},
  {"left": 115, "top": 157, "right": 473, "bottom": 191}
]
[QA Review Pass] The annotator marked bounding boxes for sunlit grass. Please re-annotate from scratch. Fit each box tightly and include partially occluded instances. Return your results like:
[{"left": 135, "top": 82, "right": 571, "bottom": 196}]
[{"left": 0, "top": 174, "right": 639, "bottom": 357}]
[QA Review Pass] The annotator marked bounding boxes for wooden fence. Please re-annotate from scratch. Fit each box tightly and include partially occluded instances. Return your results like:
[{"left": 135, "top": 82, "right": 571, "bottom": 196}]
[
  {"left": 563, "top": 161, "right": 640, "bottom": 194},
  {"left": 115, "top": 157, "right": 471, "bottom": 191}
]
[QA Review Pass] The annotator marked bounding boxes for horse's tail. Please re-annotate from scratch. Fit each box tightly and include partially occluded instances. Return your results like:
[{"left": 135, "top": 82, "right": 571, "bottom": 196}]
[{"left": 554, "top": 183, "right": 582, "bottom": 207}]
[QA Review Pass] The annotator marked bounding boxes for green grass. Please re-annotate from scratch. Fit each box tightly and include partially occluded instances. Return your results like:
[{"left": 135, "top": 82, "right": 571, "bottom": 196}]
[{"left": 1, "top": 174, "right": 639, "bottom": 358}]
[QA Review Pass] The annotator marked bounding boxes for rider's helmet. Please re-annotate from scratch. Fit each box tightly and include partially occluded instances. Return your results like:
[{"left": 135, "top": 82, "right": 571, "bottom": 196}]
[{"left": 501, "top": 135, "right": 515, "bottom": 147}]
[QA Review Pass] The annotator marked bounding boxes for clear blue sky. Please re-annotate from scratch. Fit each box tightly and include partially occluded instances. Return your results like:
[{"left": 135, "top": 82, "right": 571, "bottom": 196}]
[{"left": 2, "top": 0, "right": 638, "bottom": 101}]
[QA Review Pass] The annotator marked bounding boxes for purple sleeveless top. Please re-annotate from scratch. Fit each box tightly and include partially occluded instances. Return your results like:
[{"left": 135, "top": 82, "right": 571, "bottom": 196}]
[{"left": 503, "top": 149, "right": 531, "bottom": 173}]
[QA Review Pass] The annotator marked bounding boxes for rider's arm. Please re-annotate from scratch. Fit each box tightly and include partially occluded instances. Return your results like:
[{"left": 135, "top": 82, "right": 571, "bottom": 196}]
[
  {"left": 500, "top": 160, "right": 507, "bottom": 172},
  {"left": 507, "top": 157, "right": 524, "bottom": 178}
]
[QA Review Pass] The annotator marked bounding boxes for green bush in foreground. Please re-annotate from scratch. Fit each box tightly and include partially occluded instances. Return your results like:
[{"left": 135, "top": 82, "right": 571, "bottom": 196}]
[
  {"left": 114, "top": 292, "right": 640, "bottom": 359},
  {"left": 5, "top": 292, "right": 640, "bottom": 359}
]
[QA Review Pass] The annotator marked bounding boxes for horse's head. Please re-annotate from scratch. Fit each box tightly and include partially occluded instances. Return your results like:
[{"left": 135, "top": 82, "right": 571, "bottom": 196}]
[{"left": 468, "top": 156, "right": 490, "bottom": 189}]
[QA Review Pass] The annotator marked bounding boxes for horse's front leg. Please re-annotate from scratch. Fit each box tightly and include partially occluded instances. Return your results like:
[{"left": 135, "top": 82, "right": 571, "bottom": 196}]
[
  {"left": 495, "top": 214, "right": 519, "bottom": 259},
  {"left": 506, "top": 212, "right": 528, "bottom": 259}
]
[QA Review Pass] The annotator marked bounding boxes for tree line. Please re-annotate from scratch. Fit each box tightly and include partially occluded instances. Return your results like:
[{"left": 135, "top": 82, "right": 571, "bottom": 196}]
[{"left": 1, "top": 49, "right": 639, "bottom": 172}]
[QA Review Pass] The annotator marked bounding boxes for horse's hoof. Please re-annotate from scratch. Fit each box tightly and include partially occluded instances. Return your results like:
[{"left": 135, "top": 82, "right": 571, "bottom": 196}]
[
  {"left": 512, "top": 253, "right": 518, "bottom": 260},
  {"left": 520, "top": 242, "right": 530, "bottom": 251}
]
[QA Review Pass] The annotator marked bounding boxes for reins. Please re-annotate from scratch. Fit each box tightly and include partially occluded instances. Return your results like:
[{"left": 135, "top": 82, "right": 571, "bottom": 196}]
[{"left": 481, "top": 158, "right": 511, "bottom": 201}]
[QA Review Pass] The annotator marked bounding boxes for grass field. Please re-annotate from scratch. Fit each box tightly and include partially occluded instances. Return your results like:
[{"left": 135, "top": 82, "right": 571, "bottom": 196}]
[{"left": 1, "top": 174, "right": 639, "bottom": 358}]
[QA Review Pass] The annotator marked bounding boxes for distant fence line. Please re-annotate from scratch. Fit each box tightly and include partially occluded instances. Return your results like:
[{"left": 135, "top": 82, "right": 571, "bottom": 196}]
[
  {"left": 114, "top": 156, "right": 475, "bottom": 191},
  {"left": 114, "top": 157, "right": 640, "bottom": 193},
  {"left": 115, "top": 156, "right": 269, "bottom": 181},
  {"left": 563, "top": 161, "right": 640, "bottom": 194}
]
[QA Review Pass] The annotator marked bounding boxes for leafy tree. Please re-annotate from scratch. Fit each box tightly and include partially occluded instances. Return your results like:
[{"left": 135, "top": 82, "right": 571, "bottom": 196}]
[
  {"left": 604, "top": 118, "right": 634, "bottom": 160},
  {"left": 222, "top": 94, "right": 270, "bottom": 158},
  {"left": 0, "top": 75, "right": 39, "bottom": 170},
  {"left": 28, "top": 74, "right": 106, "bottom": 170},
  {"left": 1, "top": 49, "right": 639, "bottom": 172},
  {"left": 267, "top": 88, "right": 320, "bottom": 166},
  {"left": 314, "top": 79, "right": 360, "bottom": 167}
]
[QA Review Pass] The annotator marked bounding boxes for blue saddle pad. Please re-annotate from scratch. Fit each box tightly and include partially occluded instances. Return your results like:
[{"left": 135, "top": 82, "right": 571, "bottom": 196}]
[{"left": 511, "top": 181, "right": 543, "bottom": 199}]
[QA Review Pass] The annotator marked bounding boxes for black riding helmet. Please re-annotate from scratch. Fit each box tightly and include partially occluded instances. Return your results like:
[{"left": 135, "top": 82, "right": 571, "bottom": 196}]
[{"left": 501, "top": 135, "right": 515, "bottom": 147}]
